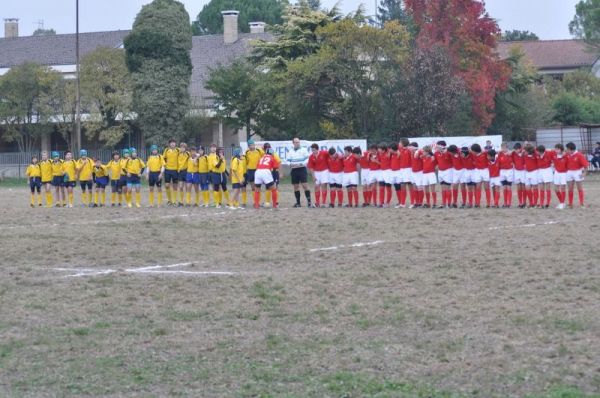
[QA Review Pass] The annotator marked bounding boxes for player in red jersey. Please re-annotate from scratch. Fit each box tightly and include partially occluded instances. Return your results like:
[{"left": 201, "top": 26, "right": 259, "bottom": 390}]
[
  {"left": 389, "top": 144, "right": 402, "bottom": 206},
  {"left": 512, "top": 143, "right": 526, "bottom": 207},
  {"left": 342, "top": 146, "right": 361, "bottom": 207},
  {"left": 359, "top": 149, "right": 372, "bottom": 206},
  {"left": 447, "top": 145, "right": 463, "bottom": 208},
  {"left": 434, "top": 141, "right": 453, "bottom": 208},
  {"left": 397, "top": 138, "right": 414, "bottom": 207},
  {"left": 523, "top": 144, "right": 540, "bottom": 208},
  {"left": 420, "top": 146, "right": 438, "bottom": 208},
  {"left": 408, "top": 142, "right": 423, "bottom": 207},
  {"left": 488, "top": 150, "right": 502, "bottom": 208},
  {"left": 368, "top": 145, "right": 380, "bottom": 206},
  {"left": 536, "top": 145, "right": 554, "bottom": 208},
  {"left": 253, "top": 148, "right": 280, "bottom": 209},
  {"left": 328, "top": 148, "right": 344, "bottom": 207},
  {"left": 469, "top": 143, "right": 490, "bottom": 208},
  {"left": 377, "top": 143, "right": 392, "bottom": 207},
  {"left": 460, "top": 147, "right": 475, "bottom": 208},
  {"left": 497, "top": 143, "right": 514, "bottom": 207},
  {"left": 565, "top": 142, "right": 589, "bottom": 208},
  {"left": 552, "top": 144, "right": 568, "bottom": 209},
  {"left": 308, "top": 143, "right": 330, "bottom": 208}
]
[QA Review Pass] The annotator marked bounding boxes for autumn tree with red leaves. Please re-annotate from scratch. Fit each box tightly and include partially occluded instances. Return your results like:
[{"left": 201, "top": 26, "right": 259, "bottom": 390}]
[{"left": 405, "top": 0, "right": 511, "bottom": 132}]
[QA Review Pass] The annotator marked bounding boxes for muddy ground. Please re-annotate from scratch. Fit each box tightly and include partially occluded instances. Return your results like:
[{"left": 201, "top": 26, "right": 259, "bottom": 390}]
[{"left": 1, "top": 177, "right": 599, "bottom": 397}]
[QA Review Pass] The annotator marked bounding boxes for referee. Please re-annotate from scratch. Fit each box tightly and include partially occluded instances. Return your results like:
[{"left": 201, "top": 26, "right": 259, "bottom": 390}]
[{"left": 286, "top": 137, "right": 312, "bottom": 208}]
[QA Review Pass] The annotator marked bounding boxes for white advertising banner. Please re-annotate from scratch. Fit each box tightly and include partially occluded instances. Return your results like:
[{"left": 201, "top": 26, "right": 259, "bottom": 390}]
[
  {"left": 408, "top": 135, "right": 503, "bottom": 150},
  {"left": 239, "top": 140, "right": 368, "bottom": 165}
]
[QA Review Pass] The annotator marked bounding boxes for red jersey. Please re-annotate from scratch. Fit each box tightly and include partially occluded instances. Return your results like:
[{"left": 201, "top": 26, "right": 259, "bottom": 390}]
[
  {"left": 470, "top": 152, "right": 489, "bottom": 170},
  {"left": 566, "top": 151, "right": 589, "bottom": 171},
  {"left": 378, "top": 151, "right": 391, "bottom": 170},
  {"left": 536, "top": 151, "right": 552, "bottom": 169},
  {"left": 552, "top": 152, "right": 568, "bottom": 173},
  {"left": 462, "top": 155, "right": 474, "bottom": 170},
  {"left": 512, "top": 150, "right": 525, "bottom": 170},
  {"left": 257, "top": 154, "right": 280, "bottom": 170},
  {"left": 434, "top": 151, "right": 453, "bottom": 171},
  {"left": 390, "top": 152, "right": 401, "bottom": 171},
  {"left": 411, "top": 151, "right": 423, "bottom": 172},
  {"left": 497, "top": 151, "right": 513, "bottom": 170},
  {"left": 343, "top": 155, "right": 358, "bottom": 173},
  {"left": 328, "top": 155, "right": 344, "bottom": 173},
  {"left": 368, "top": 153, "right": 380, "bottom": 171},
  {"left": 422, "top": 155, "right": 437, "bottom": 173},
  {"left": 488, "top": 160, "right": 500, "bottom": 178},
  {"left": 450, "top": 153, "right": 463, "bottom": 170},
  {"left": 307, "top": 150, "right": 329, "bottom": 172},
  {"left": 524, "top": 152, "right": 538, "bottom": 172},
  {"left": 359, "top": 152, "right": 370, "bottom": 169},
  {"left": 399, "top": 148, "right": 412, "bottom": 169}
]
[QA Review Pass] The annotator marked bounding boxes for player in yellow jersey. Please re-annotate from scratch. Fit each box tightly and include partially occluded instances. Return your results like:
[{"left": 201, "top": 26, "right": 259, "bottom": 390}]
[
  {"left": 120, "top": 149, "right": 131, "bottom": 205},
  {"left": 244, "top": 139, "right": 264, "bottom": 197},
  {"left": 146, "top": 145, "right": 165, "bottom": 207},
  {"left": 76, "top": 149, "right": 95, "bottom": 207},
  {"left": 177, "top": 142, "right": 190, "bottom": 206},
  {"left": 93, "top": 158, "right": 109, "bottom": 207},
  {"left": 106, "top": 151, "right": 123, "bottom": 206},
  {"left": 208, "top": 144, "right": 229, "bottom": 208},
  {"left": 62, "top": 151, "right": 77, "bottom": 207},
  {"left": 124, "top": 148, "right": 146, "bottom": 208},
  {"left": 50, "top": 151, "right": 65, "bottom": 206},
  {"left": 185, "top": 147, "right": 200, "bottom": 206},
  {"left": 25, "top": 155, "right": 42, "bottom": 207},
  {"left": 197, "top": 147, "right": 211, "bottom": 207},
  {"left": 230, "top": 148, "right": 245, "bottom": 209},
  {"left": 39, "top": 151, "right": 54, "bottom": 207},
  {"left": 162, "top": 139, "right": 180, "bottom": 205}
]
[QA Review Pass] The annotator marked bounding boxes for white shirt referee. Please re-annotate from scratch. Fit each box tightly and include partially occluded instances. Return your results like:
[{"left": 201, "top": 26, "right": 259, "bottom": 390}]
[{"left": 286, "top": 137, "right": 312, "bottom": 207}]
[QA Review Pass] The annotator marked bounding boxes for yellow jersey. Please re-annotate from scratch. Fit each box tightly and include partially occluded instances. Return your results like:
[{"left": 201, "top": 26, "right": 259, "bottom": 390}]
[
  {"left": 39, "top": 160, "right": 53, "bottom": 182},
  {"left": 245, "top": 148, "right": 264, "bottom": 170},
  {"left": 162, "top": 148, "right": 179, "bottom": 170},
  {"left": 230, "top": 157, "right": 244, "bottom": 184},
  {"left": 125, "top": 158, "right": 146, "bottom": 176},
  {"left": 186, "top": 156, "right": 199, "bottom": 173},
  {"left": 208, "top": 153, "right": 226, "bottom": 173},
  {"left": 26, "top": 163, "right": 41, "bottom": 178},
  {"left": 51, "top": 160, "right": 64, "bottom": 177},
  {"left": 178, "top": 151, "right": 190, "bottom": 172},
  {"left": 147, "top": 155, "right": 165, "bottom": 173},
  {"left": 94, "top": 164, "right": 108, "bottom": 178},
  {"left": 76, "top": 157, "right": 94, "bottom": 181},
  {"left": 119, "top": 158, "right": 129, "bottom": 176},
  {"left": 62, "top": 160, "right": 77, "bottom": 182},
  {"left": 106, "top": 160, "right": 122, "bottom": 180},
  {"left": 198, "top": 155, "right": 209, "bottom": 173}
]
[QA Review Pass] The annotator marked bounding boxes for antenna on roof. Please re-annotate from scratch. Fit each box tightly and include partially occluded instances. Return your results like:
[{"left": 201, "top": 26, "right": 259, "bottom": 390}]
[{"left": 34, "top": 19, "right": 44, "bottom": 30}]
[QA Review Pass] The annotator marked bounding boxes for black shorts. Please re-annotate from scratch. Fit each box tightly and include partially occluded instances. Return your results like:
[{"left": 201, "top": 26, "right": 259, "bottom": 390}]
[
  {"left": 80, "top": 180, "right": 93, "bottom": 190},
  {"left": 64, "top": 181, "right": 76, "bottom": 188},
  {"left": 164, "top": 169, "right": 178, "bottom": 184},
  {"left": 246, "top": 169, "right": 256, "bottom": 184},
  {"left": 178, "top": 170, "right": 187, "bottom": 182},
  {"left": 272, "top": 170, "right": 280, "bottom": 186},
  {"left": 291, "top": 167, "right": 308, "bottom": 185},
  {"left": 29, "top": 177, "right": 42, "bottom": 192},
  {"left": 149, "top": 172, "right": 162, "bottom": 187},
  {"left": 51, "top": 176, "right": 63, "bottom": 187}
]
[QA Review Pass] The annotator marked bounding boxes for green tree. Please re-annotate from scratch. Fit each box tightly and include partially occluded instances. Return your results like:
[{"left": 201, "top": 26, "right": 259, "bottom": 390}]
[
  {"left": 569, "top": 0, "right": 600, "bottom": 50},
  {"left": 192, "top": 0, "right": 284, "bottom": 35},
  {"left": 46, "top": 78, "right": 77, "bottom": 149},
  {"left": 561, "top": 69, "right": 600, "bottom": 99},
  {"left": 377, "top": 0, "right": 410, "bottom": 24},
  {"left": 0, "top": 63, "right": 59, "bottom": 152},
  {"left": 80, "top": 47, "right": 133, "bottom": 147},
  {"left": 501, "top": 30, "right": 539, "bottom": 41},
  {"left": 124, "top": 0, "right": 192, "bottom": 145},
  {"left": 552, "top": 92, "right": 600, "bottom": 125},
  {"left": 32, "top": 28, "right": 56, "bottom": 36}
]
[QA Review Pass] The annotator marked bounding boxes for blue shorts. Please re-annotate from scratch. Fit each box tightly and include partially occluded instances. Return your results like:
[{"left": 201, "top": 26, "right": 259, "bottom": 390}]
[
  {"left": 246, "top": 169, "right": 256, "bottom": 184},
  {"left": 110, "top": 179, "right": 123, "bottom": 192},
  {"left": 232, "top": 183, "right": 243, "bottom": 189},
  {"left": 272, "top": 170, "right": 280, "bottom": 186},
  {"left": 149, "top": 172, "right": 162, "bottom": 187},
  {"left": 118, "top": 176, "right": 127, "bottom": 187},
  {"left": 127, "top": 175, "right": 141, "bottom": 187},
  {"left": 164, "top": 169, "right": 178, "bottom": 184},
  {"left": 29, "top": 177, "right": 42, "bottom": 192},
  {"left": 199, "top": 173, "right": 210, "bottom": 191},
  {"left": 178, "top": 170, "right": 187, "bottom": 182},
  {"left": 51, "top": 176, "right": 63, "bottom": 187},
  {"left": 211, "top": 172, "right": 227, "bottom": 190},
  {"left": 80, "top": 180, "right": 93, "bottom": 190},
  {"left": 64, "top": 181, "right": 76, "bottom": 188},
  {"left": 186, "top": 172, "right": 200, "bottom": 184},
  {"left": 95, "top": 176, "right": 109, "bottom": 189}
]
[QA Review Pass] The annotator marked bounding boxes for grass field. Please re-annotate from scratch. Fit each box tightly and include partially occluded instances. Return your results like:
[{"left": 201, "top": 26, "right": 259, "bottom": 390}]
[{"left": 1, "top": 176, "right": 600, "bottom": 397}]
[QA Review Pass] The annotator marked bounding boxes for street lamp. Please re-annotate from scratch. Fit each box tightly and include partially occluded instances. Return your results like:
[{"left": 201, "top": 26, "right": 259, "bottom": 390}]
[{"left": 74, "top": 0, "right": 81, "bottom": 153}]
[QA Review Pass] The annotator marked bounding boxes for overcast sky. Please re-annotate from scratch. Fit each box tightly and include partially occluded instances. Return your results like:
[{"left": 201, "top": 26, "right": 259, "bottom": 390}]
[{"left": 2, "top": 0, "right": 580, "bottom": 40}]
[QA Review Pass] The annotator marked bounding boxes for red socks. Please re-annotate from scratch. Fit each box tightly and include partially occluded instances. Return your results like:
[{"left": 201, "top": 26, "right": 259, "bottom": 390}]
[
  {"left": 385, "top": 186, "right": 392, "bottom": 204},
  {"left": 461, "top": 186, "right": 467, "bottom": 205},
  {"left": 272, "top": 189, "right": 278, "bottom": 207},
  {"left": 493, "top": 190, "right": 500, "bottom": 207},
  {"left": 353, "top": 190, "right": 358, "bottom": 205},
  {"left": 474, "top": 188, "right": 482, "bottom": 206},
  {"left": 337, "top": 190, "right": 343, "bottom": 206},
  {"left": 253, "top": 191, "right": 260, "bottom": 208},
  {"left": 400, "top": 188, "right": 407, "bottom": 206},
  {"left": 321, "top": 189, "right": 327, "bottom": 205},
  {"left": 315, "top": 188, "right": 320, "bottom": 207},
  {"left": 485, "top": 188, "right": 491, "bottom": 206},
  {"left": 578, "top": 188, "right": 584, "bottom": 205}
]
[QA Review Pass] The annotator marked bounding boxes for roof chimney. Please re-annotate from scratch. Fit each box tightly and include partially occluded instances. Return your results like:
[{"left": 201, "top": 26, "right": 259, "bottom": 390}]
[
  {"left": 4, "top": 18, "right": 19, "bottom": 39},
  {"left": 249, "top": 22, "right": 266, "bottom": 34},
  {"left": 221, "top": 10, "right": 239, "bottom": 44}
]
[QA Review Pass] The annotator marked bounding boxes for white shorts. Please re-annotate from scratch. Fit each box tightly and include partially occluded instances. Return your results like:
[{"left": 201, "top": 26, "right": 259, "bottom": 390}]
[
  {"left": 382, "top": 169, "right": 393, "bottom": 184},
  {"left": 538, "top": 167, "right": 553, "bottom": 184},
  {"left": 566, "top": 169, "right": 584, "bottom": 182},
  {"left": 422, "top": 172, "right": 438, "bottom": 186},
  {"left": 490, "top": 176, "right": 503, "bottom": 188},
  {"left": 360, "top": 169, "right": 371, "bottom": 185},
  {"left": 391, "top": 170, "right": 402, "bottom": 185},
  {"left": 343, "top": 172, "right": 359, "bottom": 187},
  {"left": 438, "top": 169, "right": 453, "bottom": 184},
  {"left": 376, "top": 169, "right": 386, "bottom": 183},
  {"left": 313, "top": 170, "right": 329, "bottom": 185},
  {"left": 254, "top": 169, "right": 274, "bottom": 186},
  {"left": 553, "top": 172, "right": 567, "bottom": 186},
  {"left": 329, "top": 172, "right": 343, "bottom": 185},
  {"left": 400, "top": 168, "right": 412, "bottom": 183},
  {"left": 524, "top": 170, "right": 539, "bottom": 186},
  {"left": 460, "top": 169, "right": 473, "bottom": 184},
  {"left": 472, "top": 168, "right": 490, "bottom": 183},
  {"left": 513, "top": 170, "right": 526, "bottom": 184},
  {"left": 368, "top": 170, "right": 380, "bottom": 184},
  {"left": 411, "top": 171, "right": 423, "bottom": 187},
  {"left": 500, "top": 169, "right": 514, "bottom": 183},
  {"left": 451, "top": 168, "right": 463, "bottom": 184}
]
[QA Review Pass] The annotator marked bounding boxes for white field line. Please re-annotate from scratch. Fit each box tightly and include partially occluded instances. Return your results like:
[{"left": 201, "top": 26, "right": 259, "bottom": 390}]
[
  {"left": 310, "top": 240, "right": 385, "bottom": 252},
  {"left": 52, "top": 261, "right": 234, "bottom": 278},
  {"left": 488, "top": 220, "right": 565, "bottom": 230}
]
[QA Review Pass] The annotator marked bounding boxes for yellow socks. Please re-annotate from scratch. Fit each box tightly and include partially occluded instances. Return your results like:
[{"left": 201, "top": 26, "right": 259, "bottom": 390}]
[
  {"left": 101, "top": 191, "right": 106, "bottom": 206},
  {"left": 195, "top": 192, "right": 200, "bottom": 206},
  {"left": 158, "top": 191, "right": 163, "bottom": 205},
  {"left": 135, "top": 192, "right": 141, "bottom": 207},
  {"left": 186, "top": 191, "right": 191, "bottom": 205},
  {"left": 180, "top": 190, "right": 184, "bottom": 204},
  {"left": 30, "top": 193, "right": 35, "bottom": 206},
  {"left": 166, "top": 188, "right": 172, "bottom": 203},
  {"left": 265, "top": 190, "right": 271, "bottom": 204},
  {"left": 213, "top": 191, "right": 220, "bottom": 205},
  {"left": 241, "top": 191, "right": 247, "bottom": 205},
  {"left": 68, "top": 192, "right": 74, "bottom": 206},
  {"left": 111, "top": 192, "right": 116, "bottom": 205},
  {"left": 203, "top": 191, "right": 209, "bottom": 206},
  {"left": 149, "top": 191, "right": 155, "bottom": 206},
  {"left": 45, "top": 191, "right": 53, "bottom": 207},
  {"left": 223, "top": 191, "right": 230, "bottom": 205}
]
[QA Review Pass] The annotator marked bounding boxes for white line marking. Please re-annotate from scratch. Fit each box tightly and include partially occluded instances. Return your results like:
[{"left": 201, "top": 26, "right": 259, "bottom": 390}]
[
  {"left": 134, "top": 270, "right": 235, "bottom": 276},
  {"left": 488, "top": 221, "right": 564, "bottom": 230},
  {"left": 310, "top": 240, "right": 385, "bottom": 252},
  {"left": 51, "top": 261, "right": 232, "bottom": 278}
]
